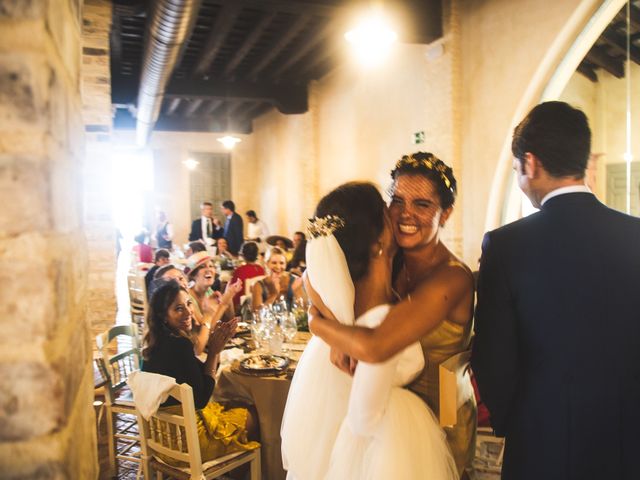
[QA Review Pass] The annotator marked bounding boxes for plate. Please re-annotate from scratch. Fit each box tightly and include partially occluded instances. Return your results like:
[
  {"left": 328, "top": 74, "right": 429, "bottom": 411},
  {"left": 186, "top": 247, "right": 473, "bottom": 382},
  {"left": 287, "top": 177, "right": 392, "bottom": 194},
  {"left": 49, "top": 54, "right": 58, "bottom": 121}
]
[
  {"left": 225, "top": 337, "right": 245, "bottom": 348},
  {"left": 240, "top": 354, "right": 289, "bottom": 372},
  {"left": 236, "top": 322, "right": 251, "bottom": 335}
]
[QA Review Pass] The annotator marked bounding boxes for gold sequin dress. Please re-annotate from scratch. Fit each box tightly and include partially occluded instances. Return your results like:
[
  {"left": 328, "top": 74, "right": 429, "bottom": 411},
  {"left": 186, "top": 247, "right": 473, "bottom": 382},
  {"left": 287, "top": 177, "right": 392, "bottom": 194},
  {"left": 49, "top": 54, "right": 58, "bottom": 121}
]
[{"left": 408, "top": 317, "right": 477, "bottom": 475}]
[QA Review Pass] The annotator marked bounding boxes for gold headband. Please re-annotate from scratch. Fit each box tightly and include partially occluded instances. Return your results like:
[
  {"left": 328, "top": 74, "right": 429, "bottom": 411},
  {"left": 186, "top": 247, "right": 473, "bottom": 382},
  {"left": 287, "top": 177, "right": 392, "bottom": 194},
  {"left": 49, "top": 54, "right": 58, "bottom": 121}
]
[
  {"left": 393, "top": 154, "right": 454, "bottom": 191},
  {"left": 307, "top": 215, "right": 345, "bottom": 238}
]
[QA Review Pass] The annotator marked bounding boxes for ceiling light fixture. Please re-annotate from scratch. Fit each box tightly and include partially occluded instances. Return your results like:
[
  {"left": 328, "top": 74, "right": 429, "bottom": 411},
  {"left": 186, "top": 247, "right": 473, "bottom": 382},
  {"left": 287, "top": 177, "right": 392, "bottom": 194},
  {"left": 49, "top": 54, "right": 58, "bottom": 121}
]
[
  {"left": 182, "top": 158, "right": 199, "bottom": 170},
  {"left": 217, "top": 135, "right": 242, "bottom": 150},
  {"left": 345, "top": 14, "right": 397, "bottom": 67}
]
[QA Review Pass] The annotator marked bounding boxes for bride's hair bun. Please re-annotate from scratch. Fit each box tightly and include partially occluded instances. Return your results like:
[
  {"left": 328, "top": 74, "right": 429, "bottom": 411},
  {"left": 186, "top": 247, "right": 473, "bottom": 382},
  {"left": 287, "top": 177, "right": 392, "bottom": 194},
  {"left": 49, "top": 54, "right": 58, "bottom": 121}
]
[{"left": 313, "top": 182, "right": 384, "bottom": 282}]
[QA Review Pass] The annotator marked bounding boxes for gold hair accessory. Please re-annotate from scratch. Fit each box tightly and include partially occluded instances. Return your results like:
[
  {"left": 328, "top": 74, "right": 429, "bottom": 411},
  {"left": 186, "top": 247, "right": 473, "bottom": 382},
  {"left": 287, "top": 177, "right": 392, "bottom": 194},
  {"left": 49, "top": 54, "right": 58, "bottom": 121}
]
[
  {"left": 307, "top": 215, "right": 345, "bottom": 238},
  {"left": 393, "top": 153, "right": 453, "bottom": 191}
]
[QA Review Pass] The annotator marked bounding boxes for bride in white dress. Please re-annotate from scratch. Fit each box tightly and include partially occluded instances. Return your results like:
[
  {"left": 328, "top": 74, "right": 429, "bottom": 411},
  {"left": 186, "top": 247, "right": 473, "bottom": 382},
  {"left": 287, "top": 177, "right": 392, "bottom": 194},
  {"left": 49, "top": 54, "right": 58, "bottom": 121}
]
[{"left": 281, "top": 182, "right": 457, "bottom": 480}]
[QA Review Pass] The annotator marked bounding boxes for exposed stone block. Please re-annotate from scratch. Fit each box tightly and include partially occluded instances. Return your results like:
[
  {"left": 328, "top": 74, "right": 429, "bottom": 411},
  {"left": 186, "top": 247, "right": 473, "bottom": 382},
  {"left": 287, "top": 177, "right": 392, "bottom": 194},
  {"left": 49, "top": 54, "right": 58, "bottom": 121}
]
[
  {"left": 0, "top": 55, "right": 47, "bottom": 127},
  {"left": 0, "top": 156, "right": 51, "bottom": 237},
  {"left": 0, "top": 0, "right": 45, "bottom": 19},
  {"left": 0, "top": 360, "right": 63, "bottom": 441}
]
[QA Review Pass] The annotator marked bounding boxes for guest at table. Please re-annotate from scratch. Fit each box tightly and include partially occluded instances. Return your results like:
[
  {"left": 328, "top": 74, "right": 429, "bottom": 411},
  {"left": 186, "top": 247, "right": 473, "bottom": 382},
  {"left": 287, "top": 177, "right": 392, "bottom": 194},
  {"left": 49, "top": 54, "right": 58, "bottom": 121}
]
[
  {"left": 230, "top": 242, "right": 265, "bottom": 309},
  {"left": 154, "top": 210, "right": 173, "bottom": 249},
  {"left": 251, "top": 246, "right": 304, "bottom": 311},
  {"left": 185, "top": 241, "right": 206, "bottom": 258},
  {"left": 133, "top": 231, "right": 153, "bottom": 263},
  {"left": 149, "top": 264, "right": 189, "bottom": 298},
  {"left": 287, "top": 232, "right": 306, "bottom": 276},
  {"left": 141, "top": 280, "right": 259, "bottom": 464},
  {"left": 145, "top": 249, "right": 171, "bottom": 297},
  {"left": 216, "top": 237, "right": 236, "bottom": 262},
  {"left": 186, "top": 251, "right": 241, "bottom": 355}
]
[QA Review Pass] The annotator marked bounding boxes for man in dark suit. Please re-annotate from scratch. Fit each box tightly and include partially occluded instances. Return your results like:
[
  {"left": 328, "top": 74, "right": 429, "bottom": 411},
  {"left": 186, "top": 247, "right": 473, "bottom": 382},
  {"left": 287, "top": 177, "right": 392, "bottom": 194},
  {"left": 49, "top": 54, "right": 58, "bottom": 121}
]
[
  {"left": 472, "top": 101, "right": 640, "bottom": 480},
  {"left": 188, "top": 201, "right": 222, "bottom": 244},
  {"left": 220, "top": 199, "right": 243, "bottom": 255}
]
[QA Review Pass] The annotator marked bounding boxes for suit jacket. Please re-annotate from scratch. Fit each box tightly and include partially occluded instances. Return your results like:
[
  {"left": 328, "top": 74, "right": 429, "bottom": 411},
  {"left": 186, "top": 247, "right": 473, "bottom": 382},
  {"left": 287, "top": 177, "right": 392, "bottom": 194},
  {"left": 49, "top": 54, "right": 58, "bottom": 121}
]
[
  {"left": 472, "top": 193, "right": 640, "bottom": 480},
  {"left": 188, "top": 217, "right": 222, "bottom": 243},
  {"left": 224, "top": 212, "right": 244, "bottom": 255}
]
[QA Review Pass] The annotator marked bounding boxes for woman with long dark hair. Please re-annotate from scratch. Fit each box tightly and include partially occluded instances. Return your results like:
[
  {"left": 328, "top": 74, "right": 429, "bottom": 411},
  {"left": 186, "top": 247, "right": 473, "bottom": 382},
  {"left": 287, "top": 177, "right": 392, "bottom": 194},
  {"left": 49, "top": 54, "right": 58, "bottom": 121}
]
[{"left": 142, "top": 281, "right": 259, "bottom": 463}]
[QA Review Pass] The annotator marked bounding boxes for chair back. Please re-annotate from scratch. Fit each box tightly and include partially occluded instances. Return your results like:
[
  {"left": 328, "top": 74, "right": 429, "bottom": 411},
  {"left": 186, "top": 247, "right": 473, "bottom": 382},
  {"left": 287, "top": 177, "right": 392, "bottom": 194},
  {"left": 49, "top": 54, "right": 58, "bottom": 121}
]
[
  {"left": 438, "top": 349, "right": 474, "bottom": 427},
  {"left": 96, "top": 324, "right": 141, "bottom": 403},
  {"left": 136, "top": 383, "right": 204, "bottom": 478}
]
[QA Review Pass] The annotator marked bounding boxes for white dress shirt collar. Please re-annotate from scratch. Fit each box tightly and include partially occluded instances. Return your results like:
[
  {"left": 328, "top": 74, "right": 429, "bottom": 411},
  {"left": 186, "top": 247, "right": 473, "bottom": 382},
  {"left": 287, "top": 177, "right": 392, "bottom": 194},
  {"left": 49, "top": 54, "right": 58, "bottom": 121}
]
[{"left": 540, "top": 184, "right": 592, "bottom": 206}]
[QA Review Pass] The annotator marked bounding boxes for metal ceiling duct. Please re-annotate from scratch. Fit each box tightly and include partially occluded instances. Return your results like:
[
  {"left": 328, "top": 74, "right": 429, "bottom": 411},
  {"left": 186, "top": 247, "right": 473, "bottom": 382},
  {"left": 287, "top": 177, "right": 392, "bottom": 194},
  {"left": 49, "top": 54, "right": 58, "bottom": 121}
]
[{"left": 136, "top": 0, "right": 201, "bottom": 146}]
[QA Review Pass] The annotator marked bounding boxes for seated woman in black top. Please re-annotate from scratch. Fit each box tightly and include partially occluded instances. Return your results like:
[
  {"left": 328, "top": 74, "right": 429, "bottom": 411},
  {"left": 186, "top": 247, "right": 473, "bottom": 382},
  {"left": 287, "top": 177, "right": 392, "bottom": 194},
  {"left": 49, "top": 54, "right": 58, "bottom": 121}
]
[{"left": 142, "top": 280, "right": 259, "bottom": 463}]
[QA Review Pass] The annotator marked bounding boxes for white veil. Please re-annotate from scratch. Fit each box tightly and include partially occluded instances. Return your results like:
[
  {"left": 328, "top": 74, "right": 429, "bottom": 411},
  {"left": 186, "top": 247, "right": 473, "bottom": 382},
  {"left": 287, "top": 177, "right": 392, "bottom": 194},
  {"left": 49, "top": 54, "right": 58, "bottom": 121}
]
[
  {"left": 281, "top": 220, "right": 356, "bottom": 480},
  {"left": 305, "top": 233, "right": 355, "bottom": 326}
]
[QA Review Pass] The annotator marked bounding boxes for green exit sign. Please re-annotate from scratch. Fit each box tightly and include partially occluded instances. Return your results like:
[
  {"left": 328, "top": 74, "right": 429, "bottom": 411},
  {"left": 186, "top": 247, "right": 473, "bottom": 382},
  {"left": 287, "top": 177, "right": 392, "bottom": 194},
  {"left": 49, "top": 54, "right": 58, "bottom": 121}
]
[{"left": 413, "top": 131, "right": 425, "bottom": 144}]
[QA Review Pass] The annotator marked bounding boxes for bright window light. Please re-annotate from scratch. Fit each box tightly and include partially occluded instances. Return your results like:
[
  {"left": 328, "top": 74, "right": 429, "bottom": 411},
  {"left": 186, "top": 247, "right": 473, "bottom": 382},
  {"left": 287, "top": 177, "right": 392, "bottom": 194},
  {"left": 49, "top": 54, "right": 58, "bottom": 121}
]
[
  {"left": 110, "top": 147, "right": 154, "bottom": 244},
  {"left": 345, "top": 15, "right": 397, "bottom": 67},
  {"left": 217, "top": 135, "right": 242, "bottom": 149}
]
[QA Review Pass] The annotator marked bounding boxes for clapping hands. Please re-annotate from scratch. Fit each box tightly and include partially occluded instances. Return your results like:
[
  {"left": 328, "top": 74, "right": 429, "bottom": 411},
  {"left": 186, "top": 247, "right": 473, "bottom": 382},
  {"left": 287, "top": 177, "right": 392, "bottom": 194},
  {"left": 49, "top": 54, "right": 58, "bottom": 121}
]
[{"left": 207, "top": 317, "right": 239, "bottom": 355}]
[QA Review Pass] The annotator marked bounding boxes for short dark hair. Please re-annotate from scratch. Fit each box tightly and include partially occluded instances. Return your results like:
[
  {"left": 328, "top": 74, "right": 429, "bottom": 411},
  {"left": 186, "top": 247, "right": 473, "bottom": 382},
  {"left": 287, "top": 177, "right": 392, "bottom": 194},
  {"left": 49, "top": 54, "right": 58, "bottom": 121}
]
[
  {"left": 512, "top": 101, "right": 591, "bottom": 179},
  {"left": 154, "top": 249, "right": 170, "bottom": 262},
  {"left": 154, "top": 264, "right": 177, "bottom": 279},
  {"left": 390, "top": 152, "right": 457, "bottom": 209},
  {"left": 241, "top": 242, "right": 259, "bottom": 262},
  {"left": 188, "top": 242, "right": 206, "bottom": 254},
  {"left": 314, "top": 182, "right": 385, "bottom": 282},
  {"left": 246, "top": 210, "right": 257, "bottom": 218},
  {"left": 222, "top": 200, "right": 235, "bottom": 211},
  {"left": 294, "top": 231, "right": 305, "bottom": 239}
]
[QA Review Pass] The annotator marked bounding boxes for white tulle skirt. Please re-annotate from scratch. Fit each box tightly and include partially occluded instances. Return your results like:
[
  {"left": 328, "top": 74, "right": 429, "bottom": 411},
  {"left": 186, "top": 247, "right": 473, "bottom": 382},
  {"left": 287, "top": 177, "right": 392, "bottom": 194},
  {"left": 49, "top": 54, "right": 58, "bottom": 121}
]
[
  {"left": 325, "top": 387, "right": 459, "bottom": 480},
  {"left": 281, "top": 336, "right": 353, "bottom": 480}
]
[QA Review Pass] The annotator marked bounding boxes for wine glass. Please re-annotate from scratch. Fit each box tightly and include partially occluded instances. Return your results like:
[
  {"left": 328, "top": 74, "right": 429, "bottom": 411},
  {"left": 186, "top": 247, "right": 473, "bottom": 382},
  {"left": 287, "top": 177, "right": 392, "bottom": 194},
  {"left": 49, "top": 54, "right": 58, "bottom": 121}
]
[{"left": 281, "top": 312, "right": 298, "bottom": 343}]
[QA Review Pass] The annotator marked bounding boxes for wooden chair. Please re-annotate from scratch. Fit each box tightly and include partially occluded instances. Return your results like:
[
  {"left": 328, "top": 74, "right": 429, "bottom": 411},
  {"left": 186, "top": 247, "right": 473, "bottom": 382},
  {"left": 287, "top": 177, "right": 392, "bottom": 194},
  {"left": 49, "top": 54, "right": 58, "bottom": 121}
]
[
  {"left": 136, "top": 382, "right": 261, "bottom": 480},
  {"left": 439, "top": 349, "right": 474, "bottom": 428},
  {"left": 96, "top": 324, "right": 142, "bottom": 477},
  {"left": 127, "top": 271, "right": 148, "bottom": 329}
]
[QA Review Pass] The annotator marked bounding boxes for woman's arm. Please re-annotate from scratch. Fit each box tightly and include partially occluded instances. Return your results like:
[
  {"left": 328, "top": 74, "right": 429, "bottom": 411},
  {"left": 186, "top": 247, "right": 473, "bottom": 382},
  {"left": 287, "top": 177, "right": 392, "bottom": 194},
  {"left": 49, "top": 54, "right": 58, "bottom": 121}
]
[
  {"left": 310, "top": 266, "right": 473, "bottom": 363},
  {"left": 251, "top": 281, "right": 264, "bottom": 311}
]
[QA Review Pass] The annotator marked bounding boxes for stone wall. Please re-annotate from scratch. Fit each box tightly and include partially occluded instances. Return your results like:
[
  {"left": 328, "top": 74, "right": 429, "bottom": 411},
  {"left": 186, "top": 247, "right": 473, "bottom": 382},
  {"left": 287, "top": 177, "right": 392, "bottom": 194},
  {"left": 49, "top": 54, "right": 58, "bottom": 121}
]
[
  {"left": 81, "top": 0, "right": 116, "bottom": 340},
  {"left": 0, "top": 0, "right": 98, "bottom": 478}
]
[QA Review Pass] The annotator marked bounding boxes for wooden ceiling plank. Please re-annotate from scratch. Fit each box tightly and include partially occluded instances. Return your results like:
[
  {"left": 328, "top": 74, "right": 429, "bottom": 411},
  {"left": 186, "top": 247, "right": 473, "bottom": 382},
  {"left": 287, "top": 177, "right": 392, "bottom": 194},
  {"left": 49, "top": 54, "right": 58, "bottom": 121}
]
[
  {"left": 223, "top": 11, "right": 277, "bottom": 78},
  {"left": 248, "top": 14, "right": 313, "bottom": 79},
  {"left": 215, "top": 0, "right": 338, "bottom": 17},
  {"left": 192, "top": 3, "right": 242, "bottom": 77},
  {"left": 270, "top": 21, "right": 334, "bottom": 80},
  {"left": 184, "top": 98, "right": 204, "bottom": 117},
  {"left": 165, "top": 98, "right": 182, "bottom": 115},
  {"left": 203, "top": 99, "right": 223, "bottom": 115}
]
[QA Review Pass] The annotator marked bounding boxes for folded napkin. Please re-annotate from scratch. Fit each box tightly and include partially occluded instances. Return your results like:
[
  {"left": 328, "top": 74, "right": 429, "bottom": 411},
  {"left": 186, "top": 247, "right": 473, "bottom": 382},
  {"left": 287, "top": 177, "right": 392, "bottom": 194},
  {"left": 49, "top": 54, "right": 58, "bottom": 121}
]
[
  {"left": 127, "top": 371, "right": 177, "bottom": 420},
  {"left": 220, "top": 347, "right": 245, "bottom": 366}
]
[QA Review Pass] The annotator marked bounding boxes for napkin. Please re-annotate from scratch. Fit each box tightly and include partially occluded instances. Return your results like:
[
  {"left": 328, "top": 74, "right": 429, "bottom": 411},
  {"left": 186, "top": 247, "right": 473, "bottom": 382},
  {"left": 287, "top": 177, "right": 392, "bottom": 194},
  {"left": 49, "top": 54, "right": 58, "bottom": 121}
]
[
  {"left": 127, "top": 371, "right": 176, "bottom": 420},
  {"left": 220, "top": 347, "right": 245, "bottom": 366}
]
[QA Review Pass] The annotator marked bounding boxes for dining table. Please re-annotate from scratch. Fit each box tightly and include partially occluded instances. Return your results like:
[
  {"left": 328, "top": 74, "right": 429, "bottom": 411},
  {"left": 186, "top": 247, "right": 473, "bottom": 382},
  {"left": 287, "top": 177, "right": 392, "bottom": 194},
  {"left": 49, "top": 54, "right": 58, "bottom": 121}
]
[{"left": 213, "top": 331, "right": 311, "bottom": 480}]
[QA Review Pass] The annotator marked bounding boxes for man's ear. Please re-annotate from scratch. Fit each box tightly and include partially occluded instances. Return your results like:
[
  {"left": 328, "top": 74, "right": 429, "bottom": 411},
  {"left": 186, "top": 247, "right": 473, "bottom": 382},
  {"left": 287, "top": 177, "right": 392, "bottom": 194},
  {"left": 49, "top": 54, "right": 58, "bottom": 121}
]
[{"left": 523, "top": 152, "right": 540, "bottom": 179}]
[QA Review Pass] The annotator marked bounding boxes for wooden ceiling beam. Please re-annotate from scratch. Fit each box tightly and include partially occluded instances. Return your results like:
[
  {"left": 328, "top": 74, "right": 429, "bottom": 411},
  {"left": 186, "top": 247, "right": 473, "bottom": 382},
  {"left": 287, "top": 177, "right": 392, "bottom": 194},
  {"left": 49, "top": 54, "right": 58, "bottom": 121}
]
[
  {"left": 192, "top": 3, "right": 242, "bottom": 77},
  {"left": 223, "top": 11, "right": 277, "bottom": 79},
  {"left": 213, "top": 0, "right": 338, "bottom": 17},
  {"left": 203, "top": 99, "right": 223, "bottom": 115},
  {"left": 577, "top": 63, "right": 598, "bottom": 82},
  {"left": 162, "top": 78, "right": 308, "bottom": 114},
  {"left": 248, "top": 14, "right": 313, "bottom": 80},
  {"left": 601, "top": 29, "right": 640, "bottom": 65},
  {"left": 270, "top": 21, "right": 334, "bottom": 81},
  {"left": 586, "top": 46, "right": 625, "bottom": 78}
]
